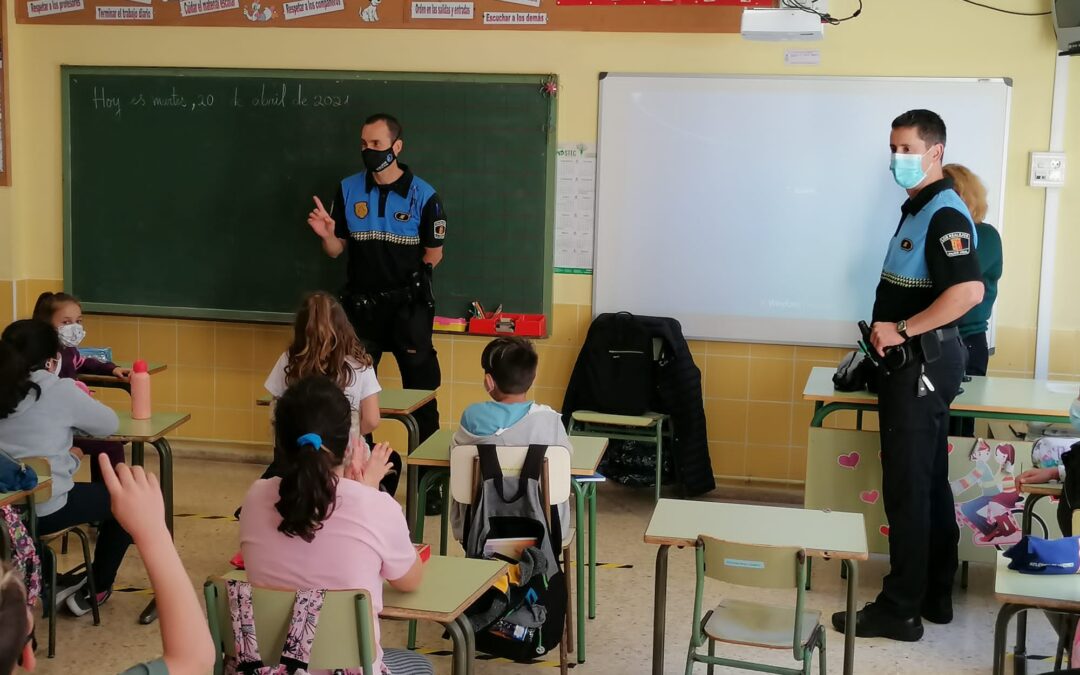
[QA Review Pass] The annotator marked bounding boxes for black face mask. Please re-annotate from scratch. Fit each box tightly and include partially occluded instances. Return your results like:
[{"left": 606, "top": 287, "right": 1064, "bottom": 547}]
[{"left": 361, "top": 142, "right": 397, "bottom": 173}]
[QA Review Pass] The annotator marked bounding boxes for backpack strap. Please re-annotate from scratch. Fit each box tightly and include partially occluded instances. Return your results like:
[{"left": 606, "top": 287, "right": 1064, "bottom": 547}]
[
  {"left": 477, "top": 445, "right": 515, "bottom": 502},
  {"left": 1, "top": 506, "right": 40, "bottom": 607},
  {"left": 225, "top": 580, "right": 266, "bottom": 673},
  {"left": 520, "top": 444, "right": 549, "bottom": 483},
  {"left": 277, "top": 589, "right": 326, "bottom": 671}
]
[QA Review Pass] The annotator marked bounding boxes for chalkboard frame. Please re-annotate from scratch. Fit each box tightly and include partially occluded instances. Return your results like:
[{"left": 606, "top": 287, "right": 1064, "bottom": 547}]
[{"left": 61, "top": 65, "right": 557, "bottom": 325}]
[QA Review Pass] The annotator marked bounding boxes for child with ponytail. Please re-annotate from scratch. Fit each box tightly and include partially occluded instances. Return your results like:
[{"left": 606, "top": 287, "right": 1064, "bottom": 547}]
[{"left": 239, "top": 375, "right": 431, "bottom": 675}]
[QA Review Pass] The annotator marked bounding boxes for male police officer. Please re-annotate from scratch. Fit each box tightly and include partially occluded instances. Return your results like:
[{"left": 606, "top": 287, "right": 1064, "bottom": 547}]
[
  {"left": 307, "top": 113, "right": 445, "bottom": 495},
  {"left": 833, "top": 110, "right": 984, "bottom": 641}
]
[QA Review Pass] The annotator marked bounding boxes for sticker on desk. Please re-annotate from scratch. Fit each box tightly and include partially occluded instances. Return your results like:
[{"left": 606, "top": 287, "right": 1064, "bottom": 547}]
[
  {"left": 723, "top": 558, "right": 765, "bottom": 570},
  {"left": 836, "top": 452, "right": 860, "bottom": 469}
]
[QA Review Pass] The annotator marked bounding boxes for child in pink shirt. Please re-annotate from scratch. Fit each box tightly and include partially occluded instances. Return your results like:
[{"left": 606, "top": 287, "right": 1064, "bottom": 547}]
[{"left": 239, "top": 376, "right": 431, "bottom": 675}]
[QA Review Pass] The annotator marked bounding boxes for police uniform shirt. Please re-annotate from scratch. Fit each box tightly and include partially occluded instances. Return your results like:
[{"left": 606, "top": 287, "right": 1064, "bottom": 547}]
[
  {"left": 330, "top": 164, "right": 446, "bottom": 294},
  {"left": 872, "top": 177, "right": 983, "bottom": 324}
]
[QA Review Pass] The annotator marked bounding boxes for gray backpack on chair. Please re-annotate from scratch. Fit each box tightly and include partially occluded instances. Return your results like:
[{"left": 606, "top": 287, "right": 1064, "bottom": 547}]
[{"left": 462, "top": 444, "right": 567, "bottom": 661}]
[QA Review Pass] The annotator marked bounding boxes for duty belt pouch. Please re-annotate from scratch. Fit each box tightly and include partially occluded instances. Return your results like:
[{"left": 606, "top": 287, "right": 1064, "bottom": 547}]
[{"left": 920, "top": 330, "right": 944, "bottom": 364}]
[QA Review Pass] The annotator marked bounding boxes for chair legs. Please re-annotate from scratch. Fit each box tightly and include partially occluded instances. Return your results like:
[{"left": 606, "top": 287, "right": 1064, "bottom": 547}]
[
  {"left": 563, "top": 545, "right": 574, "bottom": 654},
  {"left": 818, "top": 628, "right": 827, "bottom": 675},
  {"left": 41, "top": 527, "right": 100, "bottom": 658},
  {"left": 44, "top": 547, "right": 57, "bottom": 658},
  {"left": 707, "top": 639, "right": 715, "bottom": 675},
  {"left": 69, "top": 528, "right": 101, "bottom": 626}
]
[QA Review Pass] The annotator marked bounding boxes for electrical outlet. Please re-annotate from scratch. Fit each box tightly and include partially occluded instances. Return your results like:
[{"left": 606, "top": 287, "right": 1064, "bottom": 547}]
[{"left": 1030, "top": 152, "right": 1067, "bottom": 188}]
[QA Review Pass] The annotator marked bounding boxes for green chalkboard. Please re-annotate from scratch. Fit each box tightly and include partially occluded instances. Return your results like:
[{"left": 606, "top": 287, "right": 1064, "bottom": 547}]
[{"left": 62, "top": 67, "right": 556, "bottom": 323}]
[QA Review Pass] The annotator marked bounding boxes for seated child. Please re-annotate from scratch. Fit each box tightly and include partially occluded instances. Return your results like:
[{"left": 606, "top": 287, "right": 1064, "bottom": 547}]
[
  {"left": 262, "top": 292, "right": 396, "bottom": 491},
  {"left": 32, "top": 292, "right": 128, "bottom": 483},
  {"left": 451, "top": 337, "right": 572, "bottom": 542},
  {"left": 0, "top": 455, "right": 216, "bottom": 675},
  {"left": 0, "top": 320, "right": 128, "bottom": 617},
  {"left": 240, "top": 375, "right": 432, "bottom": 675}
]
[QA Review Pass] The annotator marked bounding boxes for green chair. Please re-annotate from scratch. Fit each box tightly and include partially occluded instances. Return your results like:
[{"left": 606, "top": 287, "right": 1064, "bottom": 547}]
[
  {"left": 685, "top": 536, "right": 825, "bottom": 675},
  {"left": 203, "top": 576, "right": 377, "bottom": 675},
  {"left": 23, "top": 457, "right": 100, "bottom": 658}
]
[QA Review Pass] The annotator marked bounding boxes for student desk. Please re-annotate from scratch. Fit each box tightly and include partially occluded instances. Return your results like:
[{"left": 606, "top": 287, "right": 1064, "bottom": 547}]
[
  {"left": 0, "top": 475, "right": 52, "bottom": 543},
  {"left": 803, "top": 367, "right": 1076, "bottom": 428},
  {"left": 407, "top": 430, "right": 608, "bottom": 662},
  {"left": 77, "top": 410, "right": 189, "bottom": 625},
  {"left": 382, "top": 556, "right": 507, "bottom": 675},
  {"left": 258, "top": 388, "right": 437, "bottom": 528},
  {"left": 77, "top": 361, "right": 167, "bottom": 393},
  {"left": 993, "top": 552, "right": 1080, "bottom": 675},
  {"left": 1006, "top": 481, "right": 1067, "bottom": 675},
  {"left": 644, "top": 499, "right": 868, "bottom": 675}
]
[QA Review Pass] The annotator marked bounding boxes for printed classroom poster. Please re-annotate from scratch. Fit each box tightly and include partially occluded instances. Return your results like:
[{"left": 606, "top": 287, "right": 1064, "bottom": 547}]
[{"left": 554, "top": 142, "right": 596, "bottom": 275}]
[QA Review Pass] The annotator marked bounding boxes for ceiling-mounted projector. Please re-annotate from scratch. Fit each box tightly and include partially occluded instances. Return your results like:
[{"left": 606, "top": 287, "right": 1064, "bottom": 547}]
[{"left": 741, "top": 8, "right": 824, "bottom": 41}]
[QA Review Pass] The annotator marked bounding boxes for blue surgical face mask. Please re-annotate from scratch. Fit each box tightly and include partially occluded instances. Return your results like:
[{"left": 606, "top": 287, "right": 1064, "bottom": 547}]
[
  {"left": 890, "top": 150, "right": 931, "bottom": 190},
  {"left": 1070, "top": 397, "right": 1080, "bottom": 433}
]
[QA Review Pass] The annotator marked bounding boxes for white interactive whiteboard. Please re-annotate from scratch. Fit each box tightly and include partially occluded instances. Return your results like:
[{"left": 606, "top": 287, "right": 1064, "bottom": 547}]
[{"left": 593, "top": 74, "right": 1011, "bottom": 346}]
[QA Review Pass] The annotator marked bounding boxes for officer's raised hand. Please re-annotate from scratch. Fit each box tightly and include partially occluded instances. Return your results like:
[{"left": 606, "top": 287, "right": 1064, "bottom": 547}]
[
  {"left": 870, "top": 321, "right": 905, "bottom": 357},
  {"left": 307, "top": 196, "right": 335, "bottom": 239},
  {"left": 308, "top": 195, "right": 346, "bottom": 259}
]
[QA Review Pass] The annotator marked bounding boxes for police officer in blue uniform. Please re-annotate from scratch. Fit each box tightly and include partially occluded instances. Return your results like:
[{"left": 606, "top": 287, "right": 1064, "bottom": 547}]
[
  {"left": 833, "top": 110, "right": 985, "bottom": 641},
  {"left": 308, "top": 113, "right": 445, "bottom": 496}
]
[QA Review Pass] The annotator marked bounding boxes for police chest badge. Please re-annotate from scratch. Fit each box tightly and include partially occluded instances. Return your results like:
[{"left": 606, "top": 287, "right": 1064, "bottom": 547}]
[
  {"left": 433, "top": 220, "right": 447, "bottom": 240},
  {"left": 900, "top": 239, "right": 913, "bottom": 252},
  {"left": 938, "top": 231, "right": 971, "bottom": 257},
  {"left": 394, "top": 212, "right": 411, "bottom": 222},
  {"left": 354, "top": 202, "right": 369, "bottom": 219}
]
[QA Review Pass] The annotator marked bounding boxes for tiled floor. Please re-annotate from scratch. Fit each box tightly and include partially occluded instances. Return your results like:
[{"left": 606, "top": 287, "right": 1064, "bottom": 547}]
[{"left": 32, "top": 453, "right": 1063, "bottom": 675}]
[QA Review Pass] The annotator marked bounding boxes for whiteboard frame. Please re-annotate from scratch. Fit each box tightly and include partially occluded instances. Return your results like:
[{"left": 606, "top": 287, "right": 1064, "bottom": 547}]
[{"left": 592, "top": 72, "right": 1013, "bottom": 346}]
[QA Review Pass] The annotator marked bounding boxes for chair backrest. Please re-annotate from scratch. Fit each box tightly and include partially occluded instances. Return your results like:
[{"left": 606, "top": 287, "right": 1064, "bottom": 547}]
[
  {"left": 203, "top": 575, "right": 377, "bottom": 674},
  {"left": 23, "top": 458, "right": 52, "bottom": 503},
  {"left": 699, "top": 535, "right": 804, "bottom": 590},
  {"left": 449, "top": 445, "right": 571, "bottom": 506}
]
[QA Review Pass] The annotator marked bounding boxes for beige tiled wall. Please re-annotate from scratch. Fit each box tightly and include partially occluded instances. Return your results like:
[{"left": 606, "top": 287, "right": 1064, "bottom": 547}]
[{"left": 10, "top": 279, "right": 1073, "bottom": 484}]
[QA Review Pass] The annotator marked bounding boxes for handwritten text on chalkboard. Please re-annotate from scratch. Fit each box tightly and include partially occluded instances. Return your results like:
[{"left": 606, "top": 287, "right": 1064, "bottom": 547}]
[{"left": 91, "top": 83, "right": 352, "bottom": 118}]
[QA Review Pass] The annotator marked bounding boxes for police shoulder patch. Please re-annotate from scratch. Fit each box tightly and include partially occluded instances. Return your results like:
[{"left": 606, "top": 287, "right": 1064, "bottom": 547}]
[
  {"left": 938, "top": 231, "right": 972, "bottom": 257},
  {"left": 354, "top": 202, "right": 369, "bottom": 219},
  {"left": 394, "top": 211, "right": 411, "bottom": 222},
  {"left": 900, "top": 238, "right": 913, "bottom": 252},
  {"left": 433, "top": 219, "right": 447, "bottom": 240}
]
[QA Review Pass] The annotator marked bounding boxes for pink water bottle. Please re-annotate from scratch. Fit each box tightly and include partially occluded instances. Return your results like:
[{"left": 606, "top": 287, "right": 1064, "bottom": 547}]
[{"left": 131, "top": 360, "right": 152, "bottom": 420}]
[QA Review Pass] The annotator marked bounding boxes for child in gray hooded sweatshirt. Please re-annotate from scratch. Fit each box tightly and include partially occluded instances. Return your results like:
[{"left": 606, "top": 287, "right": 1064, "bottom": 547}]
[
  {"left": 450, "top": 337, "right": 573, "bottom": 542},
  {"left": 0, "top": 320, "right": 127, "bottom": 617}
]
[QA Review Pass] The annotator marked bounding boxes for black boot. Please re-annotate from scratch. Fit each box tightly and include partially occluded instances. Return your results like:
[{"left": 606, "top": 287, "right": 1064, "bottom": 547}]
[{"left": 832, "top": 602, "right": 924, "bottom": 642}]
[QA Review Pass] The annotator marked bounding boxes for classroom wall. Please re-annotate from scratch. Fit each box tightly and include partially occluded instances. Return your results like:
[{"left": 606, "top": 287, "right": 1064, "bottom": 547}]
[
  {"left": 1, "top": 0, "right": 1076, "bottom": 483},
  {"left": 1048, "top": 62, "right": 1080, "bottom": 376}
]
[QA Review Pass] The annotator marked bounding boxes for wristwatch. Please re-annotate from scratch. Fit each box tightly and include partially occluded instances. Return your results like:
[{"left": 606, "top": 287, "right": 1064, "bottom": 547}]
[{"left": 896, "top": 320, "right": 910, "bottom": 340}]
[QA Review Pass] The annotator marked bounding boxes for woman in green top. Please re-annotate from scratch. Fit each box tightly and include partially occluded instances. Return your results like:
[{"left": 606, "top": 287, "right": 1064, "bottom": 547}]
[{"left": 944, "top": 164, "right": 1003, "bottom": 436}]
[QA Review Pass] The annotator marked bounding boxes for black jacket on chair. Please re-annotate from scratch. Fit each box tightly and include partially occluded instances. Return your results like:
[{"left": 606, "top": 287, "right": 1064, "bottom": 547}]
[{"left": 562, "top": 313, "right": 715, "bottom": 497}]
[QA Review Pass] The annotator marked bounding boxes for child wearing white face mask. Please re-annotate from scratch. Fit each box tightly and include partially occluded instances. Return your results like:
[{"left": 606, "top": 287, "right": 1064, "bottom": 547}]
[
  {"left": 32, "top": 292, "right": 128, "bottom": 482},
  {"left": 0, "top": 320, "right": 130, "bottom": 617}
]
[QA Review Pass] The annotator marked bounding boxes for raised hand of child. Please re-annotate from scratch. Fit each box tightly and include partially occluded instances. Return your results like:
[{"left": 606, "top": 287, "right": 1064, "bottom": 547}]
[
  {"left": 359, "top": 442, "right": 395, "bottom": 490},
  {"left": 98, "top": 454, "right": 166, "bottom": 545}
]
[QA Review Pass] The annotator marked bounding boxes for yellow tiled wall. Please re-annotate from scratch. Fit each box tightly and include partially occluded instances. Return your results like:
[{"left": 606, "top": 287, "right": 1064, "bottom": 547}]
[{"left": 12, "top": 278, "right": 1061, "bottom": 485}]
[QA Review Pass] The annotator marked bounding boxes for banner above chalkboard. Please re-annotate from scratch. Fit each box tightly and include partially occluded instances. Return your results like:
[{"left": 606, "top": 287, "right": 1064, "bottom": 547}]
[{"left": 18, "top": 0, "right": 762, "bottom": 32}]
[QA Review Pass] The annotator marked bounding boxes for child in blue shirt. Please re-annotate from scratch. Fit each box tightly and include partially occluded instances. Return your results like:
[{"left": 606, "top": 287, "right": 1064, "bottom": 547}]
[{"left": 451, "top": 337, "right": 572, "bottom": 541}]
